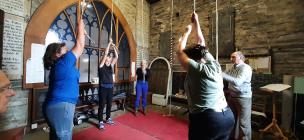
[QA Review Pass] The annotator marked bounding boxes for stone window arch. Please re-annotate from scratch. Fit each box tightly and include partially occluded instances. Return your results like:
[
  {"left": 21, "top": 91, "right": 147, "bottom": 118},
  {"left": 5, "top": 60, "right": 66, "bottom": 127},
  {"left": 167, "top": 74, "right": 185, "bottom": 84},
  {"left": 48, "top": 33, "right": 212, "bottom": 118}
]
[{"left": 24, "top": 0, "right": 136, "bottom": 88}]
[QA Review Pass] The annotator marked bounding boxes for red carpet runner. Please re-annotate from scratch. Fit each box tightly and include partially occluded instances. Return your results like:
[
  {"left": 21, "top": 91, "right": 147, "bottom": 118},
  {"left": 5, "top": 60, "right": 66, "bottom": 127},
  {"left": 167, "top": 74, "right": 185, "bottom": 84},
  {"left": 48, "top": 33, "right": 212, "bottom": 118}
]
[{"left": 73, "top": 111, "right": 188, "bottom": 140}]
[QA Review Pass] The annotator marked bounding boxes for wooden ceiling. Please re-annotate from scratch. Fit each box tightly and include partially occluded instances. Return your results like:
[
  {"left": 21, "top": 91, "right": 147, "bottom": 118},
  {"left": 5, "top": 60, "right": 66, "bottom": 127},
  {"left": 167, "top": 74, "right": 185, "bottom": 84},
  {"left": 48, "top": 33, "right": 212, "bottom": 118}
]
[{"left": 146, "top": 0, "right": 160, "bottom": 4}]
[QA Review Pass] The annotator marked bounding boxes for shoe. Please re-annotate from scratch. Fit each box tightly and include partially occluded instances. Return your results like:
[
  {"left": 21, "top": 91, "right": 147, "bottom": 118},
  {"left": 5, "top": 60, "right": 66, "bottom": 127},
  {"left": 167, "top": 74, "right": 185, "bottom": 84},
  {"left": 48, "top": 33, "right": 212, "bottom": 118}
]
[
  {"left": 99, "top": 121, "right": 105, "bottom": 130},
  {"left": 106, "top": 118, "right": 115, "bottom": 125},
  {"left": 134, "top": 108, "right": 138, "bottom": 116},
  {"left": 143, "top": 108, "right": 147, "bottom": 115}
]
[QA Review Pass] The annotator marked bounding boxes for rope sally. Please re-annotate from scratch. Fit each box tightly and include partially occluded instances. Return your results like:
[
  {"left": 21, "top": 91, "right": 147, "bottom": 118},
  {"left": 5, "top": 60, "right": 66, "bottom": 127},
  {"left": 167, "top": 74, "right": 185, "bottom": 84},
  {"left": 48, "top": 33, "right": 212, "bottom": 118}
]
[
  {"left": 215, "top": 0, "right": 219, "bottom": 61},
  {"left": 110, "top": 0, "right": 114, "bottom": 42}
]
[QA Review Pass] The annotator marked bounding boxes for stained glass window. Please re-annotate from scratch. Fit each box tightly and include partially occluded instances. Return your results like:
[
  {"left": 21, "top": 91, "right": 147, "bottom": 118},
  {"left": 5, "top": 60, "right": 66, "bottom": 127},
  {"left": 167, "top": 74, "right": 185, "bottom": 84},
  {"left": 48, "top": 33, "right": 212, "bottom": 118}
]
[{"left": 45, "top": 2, "right": 130, "bottom": 83}]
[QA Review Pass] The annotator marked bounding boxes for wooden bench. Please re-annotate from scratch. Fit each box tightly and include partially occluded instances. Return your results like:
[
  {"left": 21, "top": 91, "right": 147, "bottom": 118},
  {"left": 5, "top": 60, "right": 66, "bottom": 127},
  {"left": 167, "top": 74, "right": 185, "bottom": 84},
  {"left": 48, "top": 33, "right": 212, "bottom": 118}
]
[{"left": 77, "top": 85, "right": 127, "bottom": 112}]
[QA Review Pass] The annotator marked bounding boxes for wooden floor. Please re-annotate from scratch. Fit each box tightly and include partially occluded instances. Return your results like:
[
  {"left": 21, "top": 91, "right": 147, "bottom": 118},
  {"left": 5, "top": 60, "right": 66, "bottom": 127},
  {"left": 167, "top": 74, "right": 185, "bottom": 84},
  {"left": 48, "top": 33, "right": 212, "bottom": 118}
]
[{"left": 23, "top": 105, "right": 298, "bottom": 140}]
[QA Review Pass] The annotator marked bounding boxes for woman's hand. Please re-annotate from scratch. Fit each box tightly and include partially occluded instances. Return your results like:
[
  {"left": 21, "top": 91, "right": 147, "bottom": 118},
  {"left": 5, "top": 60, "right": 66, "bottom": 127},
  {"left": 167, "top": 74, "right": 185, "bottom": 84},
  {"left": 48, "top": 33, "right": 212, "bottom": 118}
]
[
  {"left": 185, "top": 24, "right": 192, "bottom": 35},
  {"left": 111, "top": 43, "right": 116, "bottom": 48},
  {"left": 191, "top": 12, "right": 199, "bottom": 23}
]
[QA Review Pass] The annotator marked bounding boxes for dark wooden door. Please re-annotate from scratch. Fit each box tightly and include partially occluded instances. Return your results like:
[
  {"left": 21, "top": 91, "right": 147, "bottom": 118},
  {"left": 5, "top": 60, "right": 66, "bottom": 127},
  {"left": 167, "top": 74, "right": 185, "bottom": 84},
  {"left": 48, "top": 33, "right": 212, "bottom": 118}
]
[{"left": 149, "top": 59, "right": 169, "bottom": 96}]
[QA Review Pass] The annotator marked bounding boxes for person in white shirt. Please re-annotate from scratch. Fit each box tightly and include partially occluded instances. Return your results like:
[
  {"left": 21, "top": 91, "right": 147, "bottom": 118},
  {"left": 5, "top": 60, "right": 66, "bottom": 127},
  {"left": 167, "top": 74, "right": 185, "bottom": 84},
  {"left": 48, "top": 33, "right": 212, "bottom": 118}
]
[{"left": 222, "top": 51, "right": 253, "bottom": 140}]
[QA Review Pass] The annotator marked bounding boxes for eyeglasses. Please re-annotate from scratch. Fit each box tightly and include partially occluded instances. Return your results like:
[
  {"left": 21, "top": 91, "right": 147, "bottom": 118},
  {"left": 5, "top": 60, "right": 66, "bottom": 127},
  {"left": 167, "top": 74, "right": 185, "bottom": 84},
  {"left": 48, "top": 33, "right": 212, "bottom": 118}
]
[{"left": 0, "top": 85, "right": 12, "bottom": 92}]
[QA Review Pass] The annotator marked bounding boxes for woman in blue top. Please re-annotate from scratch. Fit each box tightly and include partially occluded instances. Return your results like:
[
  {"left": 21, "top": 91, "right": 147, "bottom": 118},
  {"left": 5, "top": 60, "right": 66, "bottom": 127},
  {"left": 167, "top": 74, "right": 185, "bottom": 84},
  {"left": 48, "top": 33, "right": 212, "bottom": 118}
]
[
  {"left": 176, "top": 12, "right": 234, "bottom": 140},
  {"left": 42, "top": 19, "right": 85, "bottom": 140}
]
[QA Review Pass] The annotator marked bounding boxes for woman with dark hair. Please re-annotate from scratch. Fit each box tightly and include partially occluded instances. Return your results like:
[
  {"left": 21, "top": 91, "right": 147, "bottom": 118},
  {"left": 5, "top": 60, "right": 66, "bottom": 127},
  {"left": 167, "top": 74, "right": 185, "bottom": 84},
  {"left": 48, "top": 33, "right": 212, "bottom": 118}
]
[
  {"left": 42, "top": 19, "right": 85, "bottom": 140},
  {"left": 176, "top": 12, "right": 234, "bottom": 140},
  {"left": 97, "top": 39, "right": 118, "bottom": 130}
]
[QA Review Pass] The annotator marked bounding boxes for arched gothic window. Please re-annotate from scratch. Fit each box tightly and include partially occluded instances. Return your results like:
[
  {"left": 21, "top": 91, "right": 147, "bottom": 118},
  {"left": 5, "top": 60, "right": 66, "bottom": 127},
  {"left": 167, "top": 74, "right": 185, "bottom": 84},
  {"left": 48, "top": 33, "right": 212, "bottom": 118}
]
[{"left": 45, "top": 2, "right": 131, "bottom": 83}]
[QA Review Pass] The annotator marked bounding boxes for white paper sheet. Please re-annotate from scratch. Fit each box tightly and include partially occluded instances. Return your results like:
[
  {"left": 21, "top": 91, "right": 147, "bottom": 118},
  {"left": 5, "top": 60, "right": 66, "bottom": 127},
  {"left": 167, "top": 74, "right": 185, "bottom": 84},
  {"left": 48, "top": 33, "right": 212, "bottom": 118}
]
[
  {"left": 260, "top": 84, "right": 291, "bottom": 92},
  {"left": 31, "top": 43, "right": 46, "bottom": 59},
  {"left": 26, "top": 58, "right": 44, "bottom": 83},
  {"left": 131, "top": 62, "right": 136, "bottom": 77}
]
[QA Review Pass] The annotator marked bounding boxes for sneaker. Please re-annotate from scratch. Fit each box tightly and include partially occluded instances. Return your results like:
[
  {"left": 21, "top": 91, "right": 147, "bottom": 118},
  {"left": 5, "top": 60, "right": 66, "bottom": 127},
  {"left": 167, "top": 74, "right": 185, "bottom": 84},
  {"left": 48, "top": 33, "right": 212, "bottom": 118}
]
[
  {"left": 99, "top": 121, "right": 105, "bottom": 130},
  {"left": 134, "top": 109, "right": 138, "bottom": 116},
  {"left": 106, "top": 118, "right": 115, "bottom": 125},
  {"left": 143, "top": 108, "right": 147, "bottom": 115}
]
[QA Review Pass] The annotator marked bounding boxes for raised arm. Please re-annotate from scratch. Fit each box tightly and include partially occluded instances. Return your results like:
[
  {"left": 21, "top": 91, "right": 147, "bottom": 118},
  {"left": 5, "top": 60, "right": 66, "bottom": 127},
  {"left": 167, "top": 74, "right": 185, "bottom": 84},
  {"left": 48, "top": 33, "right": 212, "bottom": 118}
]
[
  {"left": 111, "top": 44, "right": 119, "bottom": 65},
  {"left": 192, "top": 12, "right": 206, "bottom": 46},
  {"left": 176, "top": 24, "right": 192, "bottom": 71},
  {"left": 99, "top": 40, "right": 112, "bottom": 68},
  {"left": 72, "top": 19, "right": 85, "bottom": 58}
]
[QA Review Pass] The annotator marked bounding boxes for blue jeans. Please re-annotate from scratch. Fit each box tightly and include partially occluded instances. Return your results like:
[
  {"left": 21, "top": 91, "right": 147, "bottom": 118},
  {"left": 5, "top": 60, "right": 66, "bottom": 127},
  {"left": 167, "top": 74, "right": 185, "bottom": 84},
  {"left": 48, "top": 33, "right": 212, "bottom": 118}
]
[
  {"left": 188, "top": 108, "right": 235, "bottom": 140},
  {"left": 43, "top": 102, "right": 75, "bottom": 140},
  {"left": 135, "top": 81, "right": 148, "bottom": 109}
]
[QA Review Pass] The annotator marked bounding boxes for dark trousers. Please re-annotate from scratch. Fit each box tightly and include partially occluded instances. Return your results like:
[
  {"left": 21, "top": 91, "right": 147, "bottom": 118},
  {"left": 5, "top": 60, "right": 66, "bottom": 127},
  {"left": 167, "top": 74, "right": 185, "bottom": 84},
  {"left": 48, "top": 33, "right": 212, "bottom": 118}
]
[
  {"left": 98, "top": 87, "right": 113, "bottom": 122},
  {"left": 189, "top": 108, "right": 235, "bottom": 140}
]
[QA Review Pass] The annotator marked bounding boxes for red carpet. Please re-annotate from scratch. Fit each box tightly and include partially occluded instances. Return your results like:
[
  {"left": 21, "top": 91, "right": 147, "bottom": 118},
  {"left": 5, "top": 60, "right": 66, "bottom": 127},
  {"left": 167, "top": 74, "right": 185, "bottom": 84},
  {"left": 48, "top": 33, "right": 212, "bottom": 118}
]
[
  {"left": 73, "top": 111, "right": 188, "bottom": 140},
  {"left": 73, "top": 121, "right": 158, "bottom": 140},
  {"left": 116, "top": 111, "right": 188, "bottom": 140}
]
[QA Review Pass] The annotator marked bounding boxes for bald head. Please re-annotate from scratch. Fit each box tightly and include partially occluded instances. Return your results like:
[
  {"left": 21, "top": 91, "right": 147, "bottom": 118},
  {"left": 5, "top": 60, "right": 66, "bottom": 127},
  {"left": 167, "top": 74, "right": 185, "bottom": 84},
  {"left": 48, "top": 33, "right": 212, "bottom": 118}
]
[{"left": 230, "top": 51, "right": 245, "bottom": 64}]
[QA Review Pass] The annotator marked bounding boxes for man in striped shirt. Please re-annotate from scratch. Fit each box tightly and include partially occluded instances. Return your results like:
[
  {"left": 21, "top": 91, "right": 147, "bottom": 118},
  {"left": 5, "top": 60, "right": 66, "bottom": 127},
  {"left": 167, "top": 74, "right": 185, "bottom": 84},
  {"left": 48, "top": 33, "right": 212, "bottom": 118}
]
[{"left": 222, "top": 51, "right": 252, "bottom": 140}]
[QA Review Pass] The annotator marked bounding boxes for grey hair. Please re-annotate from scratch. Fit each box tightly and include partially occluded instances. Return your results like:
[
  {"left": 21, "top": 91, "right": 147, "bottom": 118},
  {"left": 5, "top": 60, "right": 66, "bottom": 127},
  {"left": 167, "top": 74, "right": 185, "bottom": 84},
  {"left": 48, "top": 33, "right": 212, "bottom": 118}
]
[{"left": 235, "top": 51, "right": 245, "bottom": 61}]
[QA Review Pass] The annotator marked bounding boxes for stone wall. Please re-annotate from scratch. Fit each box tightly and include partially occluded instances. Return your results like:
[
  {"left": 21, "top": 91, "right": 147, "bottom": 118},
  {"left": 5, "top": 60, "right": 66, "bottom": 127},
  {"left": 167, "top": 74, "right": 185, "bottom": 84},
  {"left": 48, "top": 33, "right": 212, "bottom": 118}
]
[
  {"left": 1, "top": 0, "right": 303, "bottom": 133},
  {"left": 114, "top": 0, "right": 150, "bottom": 66},
  {"left": 0, "top": 0, "right": 31, "bottom": 131},
  {"left": 150, "top": 0, "right": 304, "bottom": 75},
  {"left": 0, "top": 0, "right": 151, "bottom": 132}
]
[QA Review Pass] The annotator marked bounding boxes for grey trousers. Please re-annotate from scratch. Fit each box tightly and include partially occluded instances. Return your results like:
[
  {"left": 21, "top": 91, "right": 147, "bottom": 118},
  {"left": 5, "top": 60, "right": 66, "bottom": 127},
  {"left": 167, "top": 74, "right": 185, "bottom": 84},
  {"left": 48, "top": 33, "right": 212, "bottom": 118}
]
[{"left": 228, "top": 97, "right": 252, "bottom": 140}]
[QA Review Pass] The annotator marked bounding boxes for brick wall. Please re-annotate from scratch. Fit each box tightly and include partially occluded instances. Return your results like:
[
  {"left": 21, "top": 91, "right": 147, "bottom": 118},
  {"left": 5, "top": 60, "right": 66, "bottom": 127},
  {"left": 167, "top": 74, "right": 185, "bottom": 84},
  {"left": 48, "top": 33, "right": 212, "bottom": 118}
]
[
  {"left": 150, "top": 0, "right": 304, "bottom": 74},
  {"left": 114, "top": 0, "right": 150, "bottom": 66}
]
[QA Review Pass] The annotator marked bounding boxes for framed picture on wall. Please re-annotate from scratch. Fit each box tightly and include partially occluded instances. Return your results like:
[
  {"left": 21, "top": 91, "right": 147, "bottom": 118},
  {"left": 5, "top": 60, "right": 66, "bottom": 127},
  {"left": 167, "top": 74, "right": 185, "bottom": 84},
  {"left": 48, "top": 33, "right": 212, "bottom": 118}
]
[{"left": 246, "top": 56, "right": 271, "bottom": 74}]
